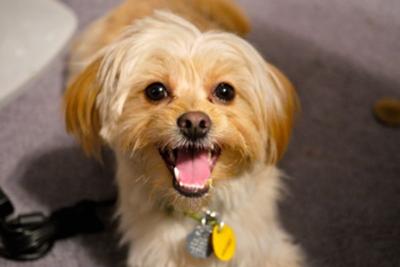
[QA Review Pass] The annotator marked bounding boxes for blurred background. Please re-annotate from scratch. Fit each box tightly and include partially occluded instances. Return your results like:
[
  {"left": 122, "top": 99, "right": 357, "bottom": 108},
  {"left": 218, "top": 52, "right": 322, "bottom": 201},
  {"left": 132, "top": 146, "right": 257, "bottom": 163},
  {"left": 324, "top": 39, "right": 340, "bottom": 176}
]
[{"left": 0, "top": 0, "right": 399, "bottom": 266}]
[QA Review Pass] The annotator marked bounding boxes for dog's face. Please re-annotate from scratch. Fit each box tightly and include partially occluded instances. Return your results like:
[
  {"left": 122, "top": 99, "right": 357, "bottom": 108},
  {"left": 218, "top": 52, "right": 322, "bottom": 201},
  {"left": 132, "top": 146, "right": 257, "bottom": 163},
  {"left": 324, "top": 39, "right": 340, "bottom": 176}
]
[{"left": 65, "top": 12, "right": 297, "bottom": 209}]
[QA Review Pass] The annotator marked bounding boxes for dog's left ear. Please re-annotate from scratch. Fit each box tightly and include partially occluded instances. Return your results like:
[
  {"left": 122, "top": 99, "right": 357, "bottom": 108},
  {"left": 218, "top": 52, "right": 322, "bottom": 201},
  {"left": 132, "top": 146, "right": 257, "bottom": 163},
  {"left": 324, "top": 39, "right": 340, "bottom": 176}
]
[
  {"left": 264, "top": 63, "right": 299, "bottom": 164},
  {"left": 64, "top": 58, "right": 103, "bottom": 159}
]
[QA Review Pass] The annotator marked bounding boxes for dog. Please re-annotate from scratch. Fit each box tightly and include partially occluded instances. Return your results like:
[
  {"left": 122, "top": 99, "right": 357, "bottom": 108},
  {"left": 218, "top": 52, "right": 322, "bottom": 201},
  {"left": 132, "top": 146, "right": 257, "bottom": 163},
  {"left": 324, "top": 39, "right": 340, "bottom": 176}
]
[{"left": 64, "top": 0, "right": 305, "bottom": 266}]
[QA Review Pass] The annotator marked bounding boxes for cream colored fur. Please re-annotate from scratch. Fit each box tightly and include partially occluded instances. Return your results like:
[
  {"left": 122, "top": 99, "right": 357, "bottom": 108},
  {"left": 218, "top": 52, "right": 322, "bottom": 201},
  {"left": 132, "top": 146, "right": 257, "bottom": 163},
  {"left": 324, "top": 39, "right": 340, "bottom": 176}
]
[
  {"left": 64, "top": 5, "right": 305, "bottom": 267},
  {"left": 118, "top": 155, "right": 304, "bottom": 267}
]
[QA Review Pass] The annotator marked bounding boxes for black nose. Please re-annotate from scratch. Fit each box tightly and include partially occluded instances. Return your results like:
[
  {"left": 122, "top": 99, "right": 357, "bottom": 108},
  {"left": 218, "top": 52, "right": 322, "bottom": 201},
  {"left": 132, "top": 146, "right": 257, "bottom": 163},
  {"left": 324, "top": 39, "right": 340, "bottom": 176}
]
[{"left": 177, "top": 111, "right": 211, "bottom": 140}]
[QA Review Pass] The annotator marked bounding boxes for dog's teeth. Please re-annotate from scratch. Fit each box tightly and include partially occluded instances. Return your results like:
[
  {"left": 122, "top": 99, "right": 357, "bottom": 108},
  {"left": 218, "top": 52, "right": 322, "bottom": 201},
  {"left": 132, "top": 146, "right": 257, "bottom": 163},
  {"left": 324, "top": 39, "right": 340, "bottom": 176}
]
[
  {"left": 174, "top": 167, "right": 180, "bottom": 179},
  {"left": 196, "top": 184, "right": 204, "bottom": 190},
  {"left": 177, "top": 181, "right": 205, "bottom": 191},
  {"left": 208, "top": 150, "right": 213, "bottom": 164}
]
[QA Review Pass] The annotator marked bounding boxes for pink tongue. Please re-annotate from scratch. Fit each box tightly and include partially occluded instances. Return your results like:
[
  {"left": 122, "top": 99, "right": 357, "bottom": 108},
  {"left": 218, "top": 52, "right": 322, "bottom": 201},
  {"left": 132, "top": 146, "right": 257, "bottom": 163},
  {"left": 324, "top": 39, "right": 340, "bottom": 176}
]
[{"left": 175, "top": 150, "right": 211, "bottom": 186}]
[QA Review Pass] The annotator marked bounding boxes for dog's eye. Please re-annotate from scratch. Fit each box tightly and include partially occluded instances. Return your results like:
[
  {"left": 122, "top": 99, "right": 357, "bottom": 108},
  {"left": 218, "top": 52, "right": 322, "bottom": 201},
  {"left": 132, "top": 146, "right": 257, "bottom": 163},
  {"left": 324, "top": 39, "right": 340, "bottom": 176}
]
[
  {"left": 213, "top": 83, "right": 235, "bottom": 103},
  {"left": 145, "top": 82, "right": 169, "bottom": 101}
]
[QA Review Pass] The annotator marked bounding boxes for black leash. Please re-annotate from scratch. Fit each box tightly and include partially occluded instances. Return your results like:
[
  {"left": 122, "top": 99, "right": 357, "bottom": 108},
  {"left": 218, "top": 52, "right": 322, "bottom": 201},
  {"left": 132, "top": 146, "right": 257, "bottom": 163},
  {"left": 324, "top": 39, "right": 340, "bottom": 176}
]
[{"left": 0, "top": 188, "right": 115, "bottom": 261}]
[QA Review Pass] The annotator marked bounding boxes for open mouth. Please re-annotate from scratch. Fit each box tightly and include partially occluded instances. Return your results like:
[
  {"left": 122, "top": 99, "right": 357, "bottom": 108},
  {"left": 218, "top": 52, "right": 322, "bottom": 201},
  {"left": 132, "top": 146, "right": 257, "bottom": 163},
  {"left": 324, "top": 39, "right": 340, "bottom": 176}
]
[{"left": 159, "top": 144, "right": 221, "bottom": 198}]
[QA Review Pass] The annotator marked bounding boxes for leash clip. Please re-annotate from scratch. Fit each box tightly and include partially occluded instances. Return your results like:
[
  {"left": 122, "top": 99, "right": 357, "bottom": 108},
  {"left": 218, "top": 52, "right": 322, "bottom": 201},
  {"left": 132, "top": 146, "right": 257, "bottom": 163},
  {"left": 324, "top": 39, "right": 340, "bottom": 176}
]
[
  {"left": 0, "top": 186, "right": 114, "bottom": 261},
  {"left": 201, "top": 209, "right": 224, "bottom": 231},
  {"left": 0, "top": 188, "right": 53, "bottom": 261},
  {"left": 0, "top": 212, "right": 53, "bottom": 261}
]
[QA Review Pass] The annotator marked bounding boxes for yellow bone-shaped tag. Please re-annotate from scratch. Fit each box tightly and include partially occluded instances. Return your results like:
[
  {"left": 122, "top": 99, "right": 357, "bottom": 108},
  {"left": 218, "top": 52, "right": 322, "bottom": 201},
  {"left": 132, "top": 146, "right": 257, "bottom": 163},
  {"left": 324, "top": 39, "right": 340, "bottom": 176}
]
[{"left": 212, "top": 224, "right": 236, "bottom": 261}]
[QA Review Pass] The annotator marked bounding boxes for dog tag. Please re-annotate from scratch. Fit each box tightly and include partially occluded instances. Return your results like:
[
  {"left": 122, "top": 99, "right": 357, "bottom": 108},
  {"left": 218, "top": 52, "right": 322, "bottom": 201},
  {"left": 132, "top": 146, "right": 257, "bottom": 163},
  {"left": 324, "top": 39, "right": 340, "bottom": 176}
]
[
  {"left": 212, "top": 224, "right": 236, "bottom": 261},
  {"left": 186, "top": 225, "right": 212, "bottom": 259}
]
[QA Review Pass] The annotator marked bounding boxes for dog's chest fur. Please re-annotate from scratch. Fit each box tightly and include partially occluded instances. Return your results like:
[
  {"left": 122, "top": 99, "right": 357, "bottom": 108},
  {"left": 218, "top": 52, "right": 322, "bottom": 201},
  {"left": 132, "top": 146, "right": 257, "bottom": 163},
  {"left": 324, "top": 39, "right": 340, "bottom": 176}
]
[{"left": 116, "top": 158, "right": 304, "bottom": 267}]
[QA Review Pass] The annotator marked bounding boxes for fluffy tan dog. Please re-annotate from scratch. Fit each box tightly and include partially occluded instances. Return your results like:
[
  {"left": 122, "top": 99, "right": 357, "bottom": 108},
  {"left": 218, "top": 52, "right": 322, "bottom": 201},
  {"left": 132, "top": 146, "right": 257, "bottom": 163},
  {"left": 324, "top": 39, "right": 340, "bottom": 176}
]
[{"left": 64, "top": 1, "right": 305, "bottom": 266}]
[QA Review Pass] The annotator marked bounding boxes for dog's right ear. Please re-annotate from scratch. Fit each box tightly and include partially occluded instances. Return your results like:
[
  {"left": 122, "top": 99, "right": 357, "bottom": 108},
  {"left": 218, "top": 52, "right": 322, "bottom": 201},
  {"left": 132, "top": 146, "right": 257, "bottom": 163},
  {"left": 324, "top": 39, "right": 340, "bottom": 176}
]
[{"left": 64, "top": 58, "right": 103, "bottom": 159}]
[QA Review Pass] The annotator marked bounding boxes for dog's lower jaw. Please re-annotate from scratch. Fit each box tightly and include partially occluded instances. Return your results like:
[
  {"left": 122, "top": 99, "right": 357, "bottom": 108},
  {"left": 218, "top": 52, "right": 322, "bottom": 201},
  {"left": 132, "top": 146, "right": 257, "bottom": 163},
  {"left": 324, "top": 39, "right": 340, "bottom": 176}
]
[{"left": 116, "top": 153, "right": 305, "bottom": 267}]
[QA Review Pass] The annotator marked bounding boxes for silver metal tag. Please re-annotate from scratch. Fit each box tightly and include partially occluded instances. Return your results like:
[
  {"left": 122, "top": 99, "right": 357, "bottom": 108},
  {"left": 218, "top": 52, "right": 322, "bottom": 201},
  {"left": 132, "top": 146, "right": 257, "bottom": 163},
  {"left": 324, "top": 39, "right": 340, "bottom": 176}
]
[{"left": 186, "top": 224, "right": 212, "bottom": 259}]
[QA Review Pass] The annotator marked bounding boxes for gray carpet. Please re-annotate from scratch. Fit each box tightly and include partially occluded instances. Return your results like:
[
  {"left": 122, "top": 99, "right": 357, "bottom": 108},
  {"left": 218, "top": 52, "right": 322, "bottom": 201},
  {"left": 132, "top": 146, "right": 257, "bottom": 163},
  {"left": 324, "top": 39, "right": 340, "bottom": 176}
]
[{"left": 0, "top": 0, "right": 399, "bottom": 266}]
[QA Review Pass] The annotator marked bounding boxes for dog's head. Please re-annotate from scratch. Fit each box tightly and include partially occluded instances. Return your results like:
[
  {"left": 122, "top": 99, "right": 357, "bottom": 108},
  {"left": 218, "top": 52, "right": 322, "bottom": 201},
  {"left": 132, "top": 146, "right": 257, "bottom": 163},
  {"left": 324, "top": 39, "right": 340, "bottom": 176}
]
[{"left": 65, "top": 12, "right": 298, "bottom": 208}]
